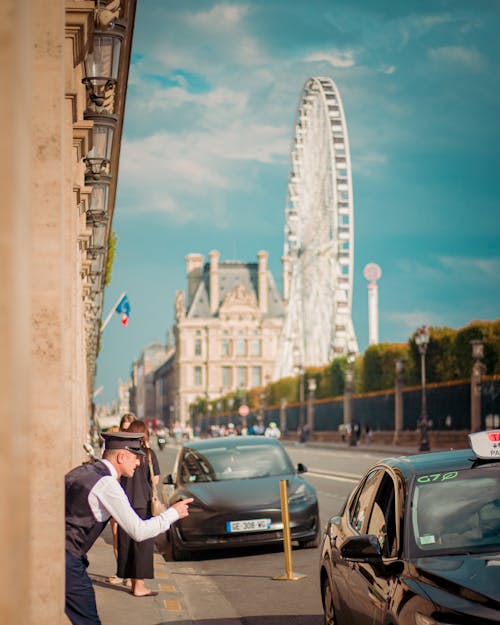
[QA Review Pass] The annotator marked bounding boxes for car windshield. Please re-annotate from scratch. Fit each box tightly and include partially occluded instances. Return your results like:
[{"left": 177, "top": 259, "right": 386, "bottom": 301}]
[
  {"left": 178, "top": 444, "right": 295, "bottom": 483},
  {"left": 410, "top": 465, "right": 500, "bottom": 555}
]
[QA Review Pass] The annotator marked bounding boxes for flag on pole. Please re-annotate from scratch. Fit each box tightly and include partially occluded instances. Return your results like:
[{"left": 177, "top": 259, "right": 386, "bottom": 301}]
[
  {"left": 93, "top": 386, "right": 104, "bottom": 399},
  {"left": 115, "top": 293, "right": 131, "bottom": 327}
]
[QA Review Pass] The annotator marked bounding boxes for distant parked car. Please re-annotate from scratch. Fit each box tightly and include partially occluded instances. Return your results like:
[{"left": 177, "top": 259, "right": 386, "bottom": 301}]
[
  {"left": 319, "top": 430, "right": 500, "bottom": 625},
  {"left": 163, "top": 436, "right": 319, "bottom": 560}
]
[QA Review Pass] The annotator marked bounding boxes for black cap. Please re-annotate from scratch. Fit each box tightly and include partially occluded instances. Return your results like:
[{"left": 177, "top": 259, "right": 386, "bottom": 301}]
[{"left": 101, "top": 431, "right": 145, "bottom": 456}]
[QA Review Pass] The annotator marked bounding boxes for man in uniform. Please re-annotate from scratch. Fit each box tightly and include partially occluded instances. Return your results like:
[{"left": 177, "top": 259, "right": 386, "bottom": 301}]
[{"left": 65, "top": 430, "right": 193, "bottom": 625}]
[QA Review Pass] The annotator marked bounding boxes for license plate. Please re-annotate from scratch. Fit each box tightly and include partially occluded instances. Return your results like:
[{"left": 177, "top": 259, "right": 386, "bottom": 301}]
[{"left": 226, "top": 518, "right": 272, "bottom": 533}]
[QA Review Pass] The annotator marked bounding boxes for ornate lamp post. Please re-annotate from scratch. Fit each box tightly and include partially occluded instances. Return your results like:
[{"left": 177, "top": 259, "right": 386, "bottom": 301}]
[
  {"left": 415, "top": 326, "right": 430, "bottom": 452},
  {"left": 280, "top": 397, "right": 288, "bottom": 438},
  {"left": 343, "top": 352, "right": 355, "bottom": 428},
  {"left": 470, "top": 339, "right": 485, "bottom": 432},
  {"left": 293, "top": 347, "right": 305, "bottom": 436},
  {"left": 307, "top": 377, "right": 317, "bottom": 431}
]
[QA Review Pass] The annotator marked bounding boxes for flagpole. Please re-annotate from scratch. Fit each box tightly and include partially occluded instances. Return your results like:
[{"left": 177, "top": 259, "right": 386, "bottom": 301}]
[{"left": 100, "top": 291, "right": 126, "bottom": 333}]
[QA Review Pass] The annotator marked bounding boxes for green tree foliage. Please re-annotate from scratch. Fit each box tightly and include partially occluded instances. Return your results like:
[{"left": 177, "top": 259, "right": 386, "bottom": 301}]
[
  {"left": 204, "top": 320, "right": 500, "bottom": 413},
  {"left": 363, "top": 343, "right": 409, "bottom": 391},
  {"left": 104, "top": 230, "right": 117, "bottom": 286},
  {"left": 407, "top": 321, "right": 500, "bottom": 385}
]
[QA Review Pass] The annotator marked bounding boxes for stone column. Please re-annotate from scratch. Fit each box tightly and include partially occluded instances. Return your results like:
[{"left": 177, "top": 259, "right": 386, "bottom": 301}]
[
  {"left": 0, "top": 2, "right": 34, "bottom": 623},
  {"left": 30, "top": 1, "right": 68, "bottom": 622}
]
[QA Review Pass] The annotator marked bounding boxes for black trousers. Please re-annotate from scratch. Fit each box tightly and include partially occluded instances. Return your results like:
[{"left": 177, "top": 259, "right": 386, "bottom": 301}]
[
  {"left": 117, "top": 506, "right": 155, "bottom": 579},
  {"left": 65, "top": 551, "right": 101, "bottom": 625}
]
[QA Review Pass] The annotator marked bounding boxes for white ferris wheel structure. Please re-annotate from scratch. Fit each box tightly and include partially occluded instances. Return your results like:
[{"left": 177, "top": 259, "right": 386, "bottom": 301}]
[{"left": 274, "top": 77, "right": 358, "bottom": 380}]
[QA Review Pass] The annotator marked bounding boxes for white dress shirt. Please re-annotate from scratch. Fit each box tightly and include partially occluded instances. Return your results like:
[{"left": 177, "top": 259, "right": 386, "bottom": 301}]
[{"left": 88, "top": 459, "right": 179, "bottom": 542}]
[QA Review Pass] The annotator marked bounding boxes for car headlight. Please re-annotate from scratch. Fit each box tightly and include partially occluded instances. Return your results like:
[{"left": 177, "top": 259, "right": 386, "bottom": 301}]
[{"left": 288, "top": 483, "right": 315, "bottom": 504}]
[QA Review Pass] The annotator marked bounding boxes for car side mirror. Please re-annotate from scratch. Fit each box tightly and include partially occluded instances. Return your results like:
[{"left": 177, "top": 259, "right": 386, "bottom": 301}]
[
  {"left": 163, "top": 474, "right": 174, "bottom": 485},
  {"left": 340, "top": 534, "right": 382, "bottom": 562},
  {"left": 297, "top": 462, "right": 307, "bottom": 473}
]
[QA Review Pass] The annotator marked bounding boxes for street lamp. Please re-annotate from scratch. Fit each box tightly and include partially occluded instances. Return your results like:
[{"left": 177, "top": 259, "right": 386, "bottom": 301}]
[
  {"left": 293, "top": 346, "right": 305, "bottom": 436},
  {"left": 307, "top": 377, "right": 317, "bottom": 432},
  {"left": 343, "top": 352, "right": 355, "bottom": 429},
  {"left": 83, "top": 22, "right": 125, "bottom": 111},
  {"left": 470, "top": 339, "right": 485, "bottom": 432},
  {"left": 415, "top": 326, "right": 430, "bottom": 451}
]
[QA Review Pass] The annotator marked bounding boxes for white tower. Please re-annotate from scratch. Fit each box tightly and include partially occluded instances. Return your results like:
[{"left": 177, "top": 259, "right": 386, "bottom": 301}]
[{"left": 363, "top": 263, "right": 382, "bottom": 345}]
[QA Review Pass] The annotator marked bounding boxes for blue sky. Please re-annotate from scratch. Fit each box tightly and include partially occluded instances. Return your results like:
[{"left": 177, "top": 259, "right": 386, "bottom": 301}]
[{"left": 96, "top": 0, "right": 500, "bottom": 404}]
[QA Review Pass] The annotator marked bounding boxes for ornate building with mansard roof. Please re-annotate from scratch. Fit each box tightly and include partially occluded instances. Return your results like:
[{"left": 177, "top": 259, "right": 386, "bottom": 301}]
[{"left": 172, "top": 250, "right": 285, "bottom": 424}]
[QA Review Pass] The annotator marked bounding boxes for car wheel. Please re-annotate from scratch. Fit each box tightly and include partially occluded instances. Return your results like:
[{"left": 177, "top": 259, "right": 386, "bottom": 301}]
[
  {"left": 171, "top": 534, "right": 191, "bottom": 561},
  {"left": 298, "top": 531, "right": 320, "bottom": 548},
  {"left": 322, "top": 576, "right": 337, "bottom": 625}
]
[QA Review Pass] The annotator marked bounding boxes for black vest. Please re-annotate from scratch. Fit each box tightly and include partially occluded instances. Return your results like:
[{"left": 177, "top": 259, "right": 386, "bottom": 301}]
[{"left": 65, "top": 460, "right": 112, "bottom": 557}]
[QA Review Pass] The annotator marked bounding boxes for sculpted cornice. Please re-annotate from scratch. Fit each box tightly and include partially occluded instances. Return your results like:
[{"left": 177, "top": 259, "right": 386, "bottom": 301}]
[{"left": 219, "top": 284, "right": 258, "bottom": 319}]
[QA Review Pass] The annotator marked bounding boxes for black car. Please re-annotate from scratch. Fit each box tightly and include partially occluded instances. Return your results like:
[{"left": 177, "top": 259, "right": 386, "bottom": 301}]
[
  {"left": 163, "top": 436, "right": 319, "bottom": 560},
  {"left": 320, "top": 430, "right": 500, "bottom": 625}
]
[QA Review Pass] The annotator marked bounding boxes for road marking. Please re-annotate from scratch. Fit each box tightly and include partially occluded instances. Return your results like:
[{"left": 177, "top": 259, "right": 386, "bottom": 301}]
[{"left": 307, "top": 470, "right": 360, "bottom": 483}]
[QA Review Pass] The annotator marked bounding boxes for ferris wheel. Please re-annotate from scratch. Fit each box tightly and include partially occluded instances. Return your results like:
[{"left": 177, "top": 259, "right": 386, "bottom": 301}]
[{"left": 274, "top": 77, "right": 358, "bottom": 380}]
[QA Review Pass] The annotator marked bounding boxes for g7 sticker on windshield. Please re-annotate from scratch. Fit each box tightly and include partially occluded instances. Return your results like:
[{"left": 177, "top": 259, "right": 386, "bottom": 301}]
[{"left": 417, "top": 471, "right": 458, "bottom": 484}]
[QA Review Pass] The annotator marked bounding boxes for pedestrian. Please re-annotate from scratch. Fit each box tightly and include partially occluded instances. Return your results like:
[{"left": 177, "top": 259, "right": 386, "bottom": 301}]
[
  {"left": 120, "top": 412, "right": 136, "bottom": 430},
  {"left": 264, "top": 422, "right": 281, "bottom": 439},
  {"left": 65, "top": 430, "right": 192, "bottom": 625},
  {"left": 108, "top": 411, "right": 137, "bottom": 585},
  {"left": 115, "top": 420, "right": 161, "bottom": 597}
]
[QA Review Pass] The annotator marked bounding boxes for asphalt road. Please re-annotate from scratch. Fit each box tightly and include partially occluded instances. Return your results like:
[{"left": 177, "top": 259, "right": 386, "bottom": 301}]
[{"left": 153, "top": 440, "right": 388, "bottom": 625}]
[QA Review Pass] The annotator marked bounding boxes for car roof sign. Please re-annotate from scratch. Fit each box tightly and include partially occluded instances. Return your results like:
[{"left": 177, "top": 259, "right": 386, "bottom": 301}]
[{"left": 469, "top": 430, "right": 500, "bottom": 459}]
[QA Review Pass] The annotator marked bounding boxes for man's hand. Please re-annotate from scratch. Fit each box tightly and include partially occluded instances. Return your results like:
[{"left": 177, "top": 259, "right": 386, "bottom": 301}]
[{"left": 172, "top": 498, "right": 194, "bottom": 519}]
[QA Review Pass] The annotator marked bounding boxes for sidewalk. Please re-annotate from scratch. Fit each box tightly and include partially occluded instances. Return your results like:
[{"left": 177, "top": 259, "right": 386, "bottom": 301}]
[
  {"left": 281, "top": 438, "right": 460, "bottom": 456},
  {"left": 88, "top": 525, "right": 192, "bottom": 625}
]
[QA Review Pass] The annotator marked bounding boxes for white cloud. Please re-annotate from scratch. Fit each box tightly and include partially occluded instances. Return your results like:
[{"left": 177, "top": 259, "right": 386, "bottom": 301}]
[
  {"left": 381, "top": 65, "right": 396, "bottom": 75},
  {"left": 384, "top": 310, "right": 447, "bottom": 334},
  {"left": 352, "top": 152, "right": 387, "bottom": 177},
  {"left": 185, "top": 3, "right": 249, "bottom": 27},
  {"left": 428, "top": 46, "right": 484, "bottom": 70},
  {"left": 438, "top": 256, "right": 500, "bottom": 279},
  {"left": 119, "top": 120, "right": 289, "bottom": 222},
  {"left": 304, "top": 49, "right": 356, "bottom": 68}
]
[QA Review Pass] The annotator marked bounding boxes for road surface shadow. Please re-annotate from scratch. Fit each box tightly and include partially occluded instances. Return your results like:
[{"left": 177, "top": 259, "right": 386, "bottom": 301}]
[{"left": 157, "top": 617, "right": 323, "bottom": 625}]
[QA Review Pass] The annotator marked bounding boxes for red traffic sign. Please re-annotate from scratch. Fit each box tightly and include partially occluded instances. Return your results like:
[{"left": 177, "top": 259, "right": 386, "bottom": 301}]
[{"left": 238, "top": 404, "right": 249, "bottom": 417}]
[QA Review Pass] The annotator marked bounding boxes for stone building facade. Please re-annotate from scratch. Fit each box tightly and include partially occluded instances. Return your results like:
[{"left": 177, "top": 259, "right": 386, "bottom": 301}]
[
  {"left": 129, "top": 340, "right": 169, "bottom": 420},
  {"left": 173, "top": 250, "right": 285, "bottom": 423},
  {"left": 1, "top": 2, "right": 136, "bottom": 623}
]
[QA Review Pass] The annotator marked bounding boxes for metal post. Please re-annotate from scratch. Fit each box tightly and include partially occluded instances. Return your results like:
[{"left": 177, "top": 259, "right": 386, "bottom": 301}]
[{"left": 272, "top": 480, "right": 305, "bottom": 581}]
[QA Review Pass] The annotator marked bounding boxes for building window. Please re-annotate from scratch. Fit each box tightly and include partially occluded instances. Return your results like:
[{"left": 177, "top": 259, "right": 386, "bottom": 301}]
[
  {"left": 222, "top": 366, "right": 231, "bottom": 388},
  {"left": 221, "top": 338, "right": 231, "bottom": 356},
  {"left": 194, "top": 338, "right": 202, "bottom": 356},
  {"left": 251, "top": 338, "right": 261, "bottom": 356},
  {"left": 194, "top": 366, "right": 202, "bottom": 386},
  {"left": 236, "top": 338, "right": 246, "bottom": 356},
  {"left": 252, "top": 366, "right": 262, "bottom": 387},
  {"left": 237, "top": 366, "right": 246, "bottom": 388}
]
